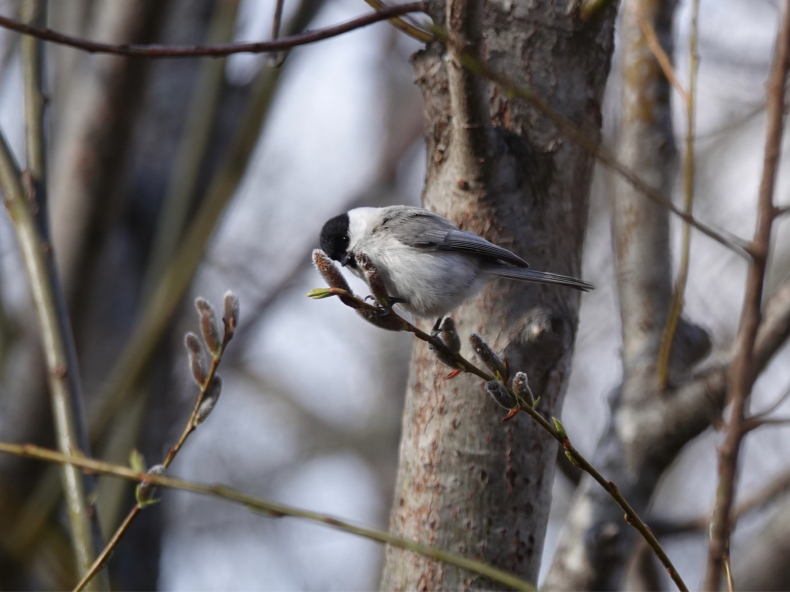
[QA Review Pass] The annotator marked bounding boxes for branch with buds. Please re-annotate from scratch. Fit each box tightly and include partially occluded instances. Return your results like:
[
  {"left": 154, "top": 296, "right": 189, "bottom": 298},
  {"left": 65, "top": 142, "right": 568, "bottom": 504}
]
[
  {"left": 72, "top": 292, "right": 240, "bottom": 592},
  {"left": 308, "top": 249, "right": 688, "bottom": 592}
]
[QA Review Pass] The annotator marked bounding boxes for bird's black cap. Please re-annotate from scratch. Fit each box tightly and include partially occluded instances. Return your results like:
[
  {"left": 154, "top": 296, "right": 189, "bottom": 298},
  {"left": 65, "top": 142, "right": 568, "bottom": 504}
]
[{"left": 320, "top": 213, "right": 350, "bottom": 262}]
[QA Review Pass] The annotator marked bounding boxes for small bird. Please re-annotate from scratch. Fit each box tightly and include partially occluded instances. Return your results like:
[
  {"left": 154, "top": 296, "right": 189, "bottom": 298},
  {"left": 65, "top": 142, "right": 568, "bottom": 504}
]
[{"left": 320, "top": 206, "right": 593, "bottom": 319}]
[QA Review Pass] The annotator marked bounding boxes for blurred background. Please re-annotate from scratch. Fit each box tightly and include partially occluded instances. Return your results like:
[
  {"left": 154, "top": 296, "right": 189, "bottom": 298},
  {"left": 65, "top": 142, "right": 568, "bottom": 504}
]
[{"left": 0, "top": 0, "right": 788, "bottom": 589}]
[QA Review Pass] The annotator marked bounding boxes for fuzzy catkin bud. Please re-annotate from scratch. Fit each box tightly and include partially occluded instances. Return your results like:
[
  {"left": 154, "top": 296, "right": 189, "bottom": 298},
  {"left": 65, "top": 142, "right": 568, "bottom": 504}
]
[
  {"left": 469, "top": 333, "right": 506, "bottom": 378},
  {"left": 312, "top": 249, "right": 352, "bottom": 293},
  {"left": 223, "top": 291, "right": 240, "bottom": 335},
  {"left": 195, "top": 298, "right": 221, "bottom": 356},
  {"left": 194, "top": 375, "right": 222, "bottom": 425},
  {"left": 512, "top": 372, "right": 535, "bottom": 406},
  {"left": 184, "top": 332, "right": 207, "bottom": 386},
  {"left": 485, "top": 381, "right": 517, "bottom": 410},
  {"left": 355, "top": 252, "right": 390, "bottom": 304},
  {"left": 136, "top": 464, "right": 165, "bottom": 507},
  {"left": 429, "top": 340, "right": 461, "bottom": 369},
  {"left": 439, "top": 318, "right": 461, "bottom": 353}
]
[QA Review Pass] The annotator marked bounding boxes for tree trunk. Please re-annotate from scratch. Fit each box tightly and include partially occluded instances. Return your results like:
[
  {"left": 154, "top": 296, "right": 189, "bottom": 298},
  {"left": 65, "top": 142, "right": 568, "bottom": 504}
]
[{"left": 380, "top": 1, "right": 616, "bottom": 588}]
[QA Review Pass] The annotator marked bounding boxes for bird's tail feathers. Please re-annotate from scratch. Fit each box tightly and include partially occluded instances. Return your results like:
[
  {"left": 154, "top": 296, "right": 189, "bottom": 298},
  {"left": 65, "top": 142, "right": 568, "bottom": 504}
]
[{"left": 492, "top": 266, "right": 594, "bottom": 292}]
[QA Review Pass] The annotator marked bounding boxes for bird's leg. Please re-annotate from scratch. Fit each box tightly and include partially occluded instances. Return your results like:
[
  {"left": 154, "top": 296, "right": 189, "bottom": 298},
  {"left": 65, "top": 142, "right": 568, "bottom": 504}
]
[
  {"left": 364, "top": 295, "right": 406, "bottom": 316},
  {"left": 431, "top": 316, "right": 444, "bottom": 333}
]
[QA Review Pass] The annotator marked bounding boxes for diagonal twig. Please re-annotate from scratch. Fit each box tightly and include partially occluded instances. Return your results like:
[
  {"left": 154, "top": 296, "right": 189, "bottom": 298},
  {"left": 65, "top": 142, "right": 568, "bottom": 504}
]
[
  {"left": 309, "top": 251, "right": 688, "bottom": 592},
  {"left": 0, "top": 441, "right": 536, "bottom": 592},
  {"left": 433, "top": 28, "right": 752, "bottom": 259},
  {"left": 72, "top": 298, "right": 236, "bottom": 592}
]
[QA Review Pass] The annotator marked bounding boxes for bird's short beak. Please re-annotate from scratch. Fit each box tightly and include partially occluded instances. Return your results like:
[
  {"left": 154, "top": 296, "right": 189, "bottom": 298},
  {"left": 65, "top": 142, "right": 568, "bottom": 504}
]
[{"left": 340, "top": 253, "right": 350, "bottom": 267}]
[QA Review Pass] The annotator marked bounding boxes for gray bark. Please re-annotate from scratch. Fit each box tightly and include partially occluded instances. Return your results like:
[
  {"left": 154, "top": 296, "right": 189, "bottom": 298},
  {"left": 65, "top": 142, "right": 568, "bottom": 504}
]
[{"left": 380, "top": 1, "right": 617, "bottom": 588}]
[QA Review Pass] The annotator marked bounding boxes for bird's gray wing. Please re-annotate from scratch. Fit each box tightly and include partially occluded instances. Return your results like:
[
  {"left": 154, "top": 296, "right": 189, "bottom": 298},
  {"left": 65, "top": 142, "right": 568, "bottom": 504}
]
[{"left": 380, "top": 208, "right": 529, "bottom": 268}]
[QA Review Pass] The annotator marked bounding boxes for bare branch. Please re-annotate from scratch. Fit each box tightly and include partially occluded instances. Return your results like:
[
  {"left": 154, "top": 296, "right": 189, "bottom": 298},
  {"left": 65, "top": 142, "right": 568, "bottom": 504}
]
[
  {"left": 439, "top": 31, "right": 752, "bottom": 257},
  {"left": 0, "top": 1, "right": 106, "bottom": 587},
  {"left": 0, "top": 442, "right": 537, "bottom": 592},
  {"left": 269, "top": 0, "right": 286, "bottom": 66},
  {"left": 0, "top": 3, "right": 428, "bottom": 58},
  {"left": 704, "top": 2, "right": 790, "bottom": 588},
  {"left": 657, "top": 0, "right": 700, "bottom": 388}
]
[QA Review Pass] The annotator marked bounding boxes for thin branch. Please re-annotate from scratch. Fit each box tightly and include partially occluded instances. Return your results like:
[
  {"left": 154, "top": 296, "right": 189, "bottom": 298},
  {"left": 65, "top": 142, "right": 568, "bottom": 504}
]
[
  {"left": 73, "top": 507, "right": 137, "bottom": 592},
  {"left": 749, "top": 382, "right": 790, "bottom": 422},
  {"left": 361, "top": 0, "right": 433, "bottom": 42},
  {"left": 269, "top": 0, "right": 286, "bottom": 66},
  {"left": 73, "top": 304, "right": 234, "bottom": 592},
  {"left": 742, "top": 416, "right": 790, "bottom": 432},
  {"left": 704, "top": 2, "right": 790, "bottom": 589},
  {"left": 724, "top": 554, "right": 734, "bottom": 592},
  {"left": 0, "top": 1, "right": 104, "bottom": 587},
  {"left": 0, "top": 3, "right": 428, "bottom": 58},
  {"left": 433, "top": 29, "right": 752, "bottom": 258},
  {"left": 271, "top": 0, "right": 285, "bottom": 41},
  {"left": 636, "top": 2, "right": 689, "bottom": 103},
  {"left": 657, "top": 0, "right": 699, "bottom": 388},
  {"left": 0, "top": 442, "right": 537, "bottom": 592},
  {"left": 309, "top": 262, "right": 688, "bottom": 592}
]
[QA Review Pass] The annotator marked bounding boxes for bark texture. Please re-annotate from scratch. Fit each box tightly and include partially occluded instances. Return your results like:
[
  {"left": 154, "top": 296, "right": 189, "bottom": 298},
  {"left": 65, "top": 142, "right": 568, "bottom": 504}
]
[{"left": 380, "top": 1, "right": 617, "bottom": 588}]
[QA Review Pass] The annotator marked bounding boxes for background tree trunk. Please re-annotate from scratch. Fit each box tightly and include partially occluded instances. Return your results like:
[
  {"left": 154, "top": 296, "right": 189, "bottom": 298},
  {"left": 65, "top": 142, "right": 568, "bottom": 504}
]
[{"left": 380, "top": 1, "right": 617, "bottom": 588}]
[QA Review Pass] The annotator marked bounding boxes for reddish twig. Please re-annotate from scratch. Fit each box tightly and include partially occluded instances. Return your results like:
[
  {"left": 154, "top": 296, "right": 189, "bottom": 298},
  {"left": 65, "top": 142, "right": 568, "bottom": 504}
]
[
  {"left": 703, "top": 2, "right": 790, "bottom": 589},
  {"left": 0, "top": 3, "right": 428, "bottom": 58},
  {"left": 309, "top": 253, "right": 688, "bottom": 592}
]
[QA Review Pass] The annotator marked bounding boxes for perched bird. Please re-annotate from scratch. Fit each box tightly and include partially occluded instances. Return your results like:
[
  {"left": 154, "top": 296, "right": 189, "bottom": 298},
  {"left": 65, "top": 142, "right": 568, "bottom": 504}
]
[{"left": 320, "top": 206, "right": 593, "bottom": 318}]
